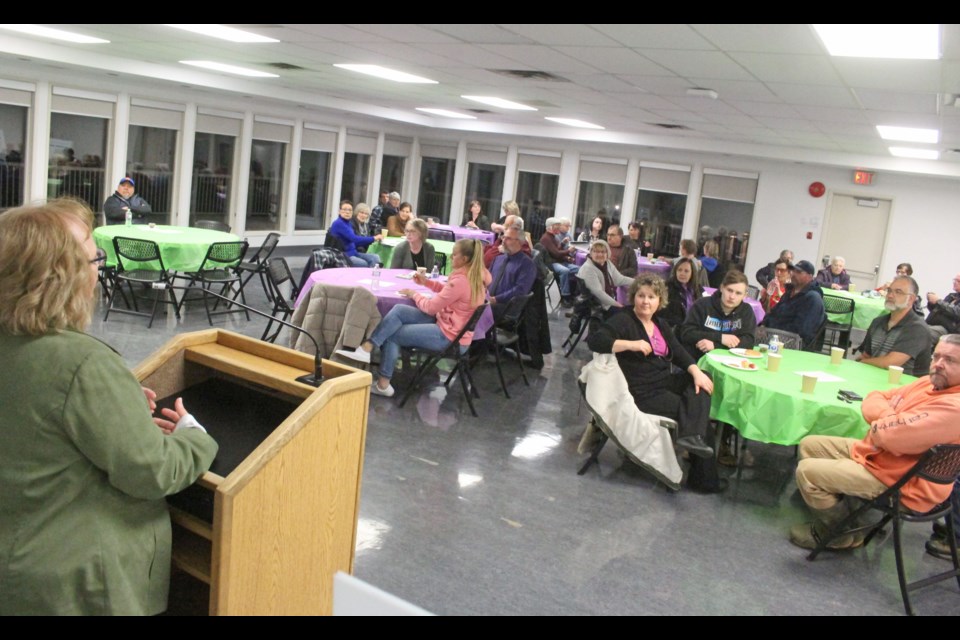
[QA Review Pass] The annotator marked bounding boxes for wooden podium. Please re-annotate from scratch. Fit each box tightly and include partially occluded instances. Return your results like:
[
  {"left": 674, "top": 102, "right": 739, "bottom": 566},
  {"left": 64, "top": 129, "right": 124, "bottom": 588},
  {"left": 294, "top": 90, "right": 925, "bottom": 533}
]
[{"left": 132, "top": 329, "right": 372, "bottom": 616}]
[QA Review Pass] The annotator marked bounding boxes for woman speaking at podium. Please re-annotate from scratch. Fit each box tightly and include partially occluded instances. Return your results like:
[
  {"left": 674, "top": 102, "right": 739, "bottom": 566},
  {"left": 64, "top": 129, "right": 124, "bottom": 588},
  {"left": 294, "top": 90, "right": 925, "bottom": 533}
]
[{"left": 0, "top": 199, "right": 218, "bottom": 615}]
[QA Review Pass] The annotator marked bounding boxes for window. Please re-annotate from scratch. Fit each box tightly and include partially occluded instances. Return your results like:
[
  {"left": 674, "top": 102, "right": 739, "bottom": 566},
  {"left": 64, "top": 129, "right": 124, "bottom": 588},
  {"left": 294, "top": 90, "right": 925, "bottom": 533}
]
[
  {"left": 247, "top": 139, "right": 287, "bottom": 231},
  {"left": 127, "top": 125, "right": 176, "bottom": 224},
  {"left": 380, "top": 154, "right": 404, "bottom": 194},
  {"left": 515, "top": 171, "right": 558, "bottom": 243},
  {"left": 634, "top": 165, "right": 691, "bottom": 257},
  {"left": 191, "top": 132, "right": 234, "bottom": 228},
  {"left": 48, "top": 113, "right": 107, "bottom": 210},
  {"left": 463, "top": 162, "right": 505, "bottom": 226},
  {"left": 295, "top": 149, "right": 331, "bottom": 231},
  {"left": 0, "top": 103, "right": 27, "bottom": 211},
  {"left": 698, "top": 172, "right": 759, "bottom": 273},
  {"left": 576, "top": 182, "right": 623, "bottom": 239},
  {"left": 341, "top": 152, "right": 370, "bottom": 207},
  {"left": 417, "top": 157, "right": 455, "bottom": 222}
]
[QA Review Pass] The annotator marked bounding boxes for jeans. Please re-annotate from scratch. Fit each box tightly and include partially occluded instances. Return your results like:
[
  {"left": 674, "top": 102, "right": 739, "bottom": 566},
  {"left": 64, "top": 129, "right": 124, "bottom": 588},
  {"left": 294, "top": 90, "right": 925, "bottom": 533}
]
[
  {"left": 368, "top": 305, "right": 464, "bottom": 379},
  {"left": 349, "top": 252, "right": 381, "bottom": 268},
  {"left": 551, "top": 262, "right": 579, "bottom": 296}
]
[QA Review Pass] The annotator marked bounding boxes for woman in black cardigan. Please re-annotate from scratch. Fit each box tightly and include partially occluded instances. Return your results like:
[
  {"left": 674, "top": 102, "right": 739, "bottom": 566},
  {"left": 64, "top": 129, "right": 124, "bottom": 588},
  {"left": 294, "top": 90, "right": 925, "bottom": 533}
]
[{"left": 587, "top": 274, "right": 725, "bottom": 493}]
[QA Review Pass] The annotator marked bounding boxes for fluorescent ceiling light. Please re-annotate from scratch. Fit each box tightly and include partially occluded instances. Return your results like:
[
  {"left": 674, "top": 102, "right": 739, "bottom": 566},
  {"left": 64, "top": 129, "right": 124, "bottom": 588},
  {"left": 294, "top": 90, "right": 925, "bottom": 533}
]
[
  {"left": 180, "top": 60, "right": 278, "bottom": 78},
  {"left": 876, "top": 125, "right": 939, "bottom": 144},
  {"left": 416, "top": 108, "right": 476, "bottom": 119},
  {"left": 462, "top": 96, "right": 537, "bottom": 111},
  {"left": 545, "top": 117, "right": 605, "bottom": 130},
  {"left": 334, "top": 64, "right": 437, "bottom": 84},
  {"left": 889, "top": 146, "right": 939, "bottom": 160},
  {"left": 813, "top": 24, "right": 940, "bottom": 59},
  {"left": 164, "top": 24, "right": 278, "bottom": 43},
  {"left": 0, "top": 24, "right": 108, "bottom": 44}
]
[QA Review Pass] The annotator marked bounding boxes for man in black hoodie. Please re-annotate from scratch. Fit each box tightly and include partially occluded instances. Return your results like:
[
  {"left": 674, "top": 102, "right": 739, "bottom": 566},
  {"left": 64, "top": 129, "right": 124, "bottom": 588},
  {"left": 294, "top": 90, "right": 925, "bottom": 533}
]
[{"left": 678, "top": 270, "right": 757, "bottom": 360}]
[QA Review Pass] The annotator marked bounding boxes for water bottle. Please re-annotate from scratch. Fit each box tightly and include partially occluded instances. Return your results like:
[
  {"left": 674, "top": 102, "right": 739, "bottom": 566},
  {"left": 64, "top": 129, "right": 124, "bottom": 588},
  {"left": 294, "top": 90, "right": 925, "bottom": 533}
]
[
  {"left": 124, "top": 208, "right": 132, "bottom": 226},
  {"left": 371, "top": 264, "right": 380, "bottom": 289},
  {"left": 430, "top": 264, "right": 439, "bottom": 279},
  {"left": 768, "top": 334, "right": 781, "bottom": 356}
]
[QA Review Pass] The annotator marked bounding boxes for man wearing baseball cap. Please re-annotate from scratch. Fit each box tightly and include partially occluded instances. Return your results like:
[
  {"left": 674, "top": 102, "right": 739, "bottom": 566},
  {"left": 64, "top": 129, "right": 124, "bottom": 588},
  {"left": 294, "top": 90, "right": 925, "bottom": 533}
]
[
  {"left": 759, "top": 259, "right": 826, "bottom": 348},
  {"left": 103, "top": 176, "right": 152, "bottom": 224}
]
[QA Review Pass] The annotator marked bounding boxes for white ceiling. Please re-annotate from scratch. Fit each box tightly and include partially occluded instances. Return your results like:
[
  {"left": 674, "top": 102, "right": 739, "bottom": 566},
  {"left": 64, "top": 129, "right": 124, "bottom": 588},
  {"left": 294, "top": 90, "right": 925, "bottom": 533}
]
[{"left": 4, "top": 24, "right": 960, "bottom": 175}]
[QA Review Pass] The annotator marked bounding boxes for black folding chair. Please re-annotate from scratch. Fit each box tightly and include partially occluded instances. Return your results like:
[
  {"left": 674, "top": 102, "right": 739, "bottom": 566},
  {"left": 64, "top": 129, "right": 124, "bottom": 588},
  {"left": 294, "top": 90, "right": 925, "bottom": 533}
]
[
  {"left": 562, "top": 294, "right": 603, "bottom": 357},
  {"left": 261, "top": 257, "right": 298, "bottom": 343},
  {"left": 427, "top": 227, "right": 456, "bottom": 243},
  {"left": 807, "top": 444, "right": 960, "bottom": 616},
  {"left": 193, "top": 219, "right": 232, "bottom": 233},
  {"left": 822, "top": 294, "right": 856, "bottom": 351},
  {"left": 532, "top": 245, "right": 560, "bottom": 313},
  {"left": 397, "top": 303, "right": 489, "bottom": 417},
  {"left": 176, "top": 240, "right": 250, "bottom": 325},
  {"left": 235, "top": 232, "right": 280, "bottom": 302},
  {"left": 103, "top": 236, "right": 180, "bottom": 328},
  {"left": 746, "top": 284, "right": 761, "bottom": 300},
  {"left": 488, "top": 292, "right": 534, "bottom": 398}
]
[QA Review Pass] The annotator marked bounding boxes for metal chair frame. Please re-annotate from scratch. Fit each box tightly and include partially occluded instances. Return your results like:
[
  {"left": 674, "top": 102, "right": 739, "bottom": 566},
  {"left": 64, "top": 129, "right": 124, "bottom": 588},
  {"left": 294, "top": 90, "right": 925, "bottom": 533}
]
[{"left": 103, "top": 236, "right": 180, "bottom": 328}]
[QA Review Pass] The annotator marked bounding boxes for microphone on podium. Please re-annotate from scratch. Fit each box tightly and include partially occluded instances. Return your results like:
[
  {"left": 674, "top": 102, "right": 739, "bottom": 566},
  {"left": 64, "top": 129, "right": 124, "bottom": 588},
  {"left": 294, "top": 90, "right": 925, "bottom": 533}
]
[{"left": 166, "top": 284, "right": 325, "bottom": 387}]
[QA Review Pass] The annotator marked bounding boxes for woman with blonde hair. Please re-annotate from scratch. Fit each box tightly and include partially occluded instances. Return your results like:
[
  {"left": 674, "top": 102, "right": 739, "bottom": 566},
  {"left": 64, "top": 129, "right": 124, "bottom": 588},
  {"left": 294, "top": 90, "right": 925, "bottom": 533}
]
[
  {"left": 337, "top": 239, "right": 491, "bottom": 397},
  {"left": 390, "top": 218, "right": 436, "bottom": 271},
  {"left": 0, "top": 198, "right": 218, "bottom": 615}
]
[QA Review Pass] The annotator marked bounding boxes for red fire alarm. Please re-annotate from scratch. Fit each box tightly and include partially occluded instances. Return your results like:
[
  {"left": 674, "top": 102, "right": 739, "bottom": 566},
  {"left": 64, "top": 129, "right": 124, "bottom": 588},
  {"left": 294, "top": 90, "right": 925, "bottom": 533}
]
[{"left": 808, "top": 182, "right": 825, "bottom": 198}]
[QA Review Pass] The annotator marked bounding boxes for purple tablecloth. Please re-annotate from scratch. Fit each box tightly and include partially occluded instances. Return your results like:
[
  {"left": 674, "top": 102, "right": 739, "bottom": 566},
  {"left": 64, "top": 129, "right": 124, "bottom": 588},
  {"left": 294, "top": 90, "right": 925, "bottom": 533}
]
[
  {"left": 428, "top": 223, "right": 494, "bottom": 244},
  {"left": 703, "top": 287, "right": 765, "bottom": 324},
  {"left": 296, "top": 268, "right": 494, "bottom": 337}
]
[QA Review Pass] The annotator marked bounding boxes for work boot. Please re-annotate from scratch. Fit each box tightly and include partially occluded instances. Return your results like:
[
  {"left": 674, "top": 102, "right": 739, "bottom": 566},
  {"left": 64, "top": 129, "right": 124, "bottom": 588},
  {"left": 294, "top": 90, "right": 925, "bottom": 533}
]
[{"left": 789, "top": 499, "right": 865, "bottom": 551}]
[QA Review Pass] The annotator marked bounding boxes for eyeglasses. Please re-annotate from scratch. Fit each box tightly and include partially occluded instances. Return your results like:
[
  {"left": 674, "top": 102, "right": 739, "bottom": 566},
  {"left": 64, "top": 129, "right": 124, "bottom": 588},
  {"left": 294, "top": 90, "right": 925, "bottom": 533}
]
[
  {"left": 89, "top": 248, "right": 107, "bottom": 265},
  {"left": 888, "top": 288, "right": 912, "bottom": 297},
  {"left": 774, "top": 267, "right": 788, "bottom": 272}
]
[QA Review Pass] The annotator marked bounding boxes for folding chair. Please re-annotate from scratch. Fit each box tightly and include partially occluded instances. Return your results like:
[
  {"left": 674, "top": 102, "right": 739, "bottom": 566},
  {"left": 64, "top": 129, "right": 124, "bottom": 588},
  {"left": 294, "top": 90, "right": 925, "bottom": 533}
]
[
  {"left": 103, "top": 236, "right": 180, "bottom": 328},
  {"left": 755, "top": 326, "right": 804, "bottom": 350},
  {"left": 235, "top": 232, "right": 280, "bottom": 302},
  {"left": 562, "top": 294, "right": 603, "bottom": 357},
  {"left": 488, "top": 292, "right": 534, "bottom": 398},
  {"left": 261, "top": 257, "right": 298, "bottom": 343},
  {"left": 822, "top": 294, "right": 856, "bottom": 352},
  {"left": 397, "top": 303, "right": 489, "bottom": 417},
  {"left": 746, "top": 284, "right": 761, "bottom": 300},
  {"left": 532, "top": 245, "right": 560, "bottom": 313},
  {"left": 427, "top": 227, "right": 456, "bottom": 243},
  {"left": 193, "top": 219, "right": 232, "bottom": 233},
  {"left": 176, "top": 240, "right": 250, "bottom": 326},
  {"left": 807, "top": 444, "right": 960, "bottom": 616}
]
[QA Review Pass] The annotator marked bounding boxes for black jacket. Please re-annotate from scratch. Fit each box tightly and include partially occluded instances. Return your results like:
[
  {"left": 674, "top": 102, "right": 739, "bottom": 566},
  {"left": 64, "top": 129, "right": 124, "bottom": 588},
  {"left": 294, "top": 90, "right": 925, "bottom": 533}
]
[
  {"left": 103, "top": 192, "right": 152, "bottom": 224},
  {"left": 678, "top": 289, "right": 757, "bottom": 357}
]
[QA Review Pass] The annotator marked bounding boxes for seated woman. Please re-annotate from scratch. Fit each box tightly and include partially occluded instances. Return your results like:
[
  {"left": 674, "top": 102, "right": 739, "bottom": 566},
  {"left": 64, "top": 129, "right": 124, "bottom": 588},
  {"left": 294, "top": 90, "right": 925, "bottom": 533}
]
[
  {"left": 760, "top": 258, "right": 790, "bottom": 312},
  {"left": 659, "top": 257, "right": 703, "bottom": 331},
  {"left": 460, "top": 200, "right": 490, "bottom": 231},
  {"left": 351, "top": 201, "right": 372, "bottom": 240},
  {"left": 336, "top": 239, "right": 491, "bottom": 397},
  {"left": 576, "top": 213, "right": 608, "bottom": 242},
  {"left": 700, "top": 239, "right": 723, "bottom": 288},
  {"left": 815, "top": 256, "right": 850, "bottom": 290},
  {"left": 0, "top": 199, "right": 218, "bottom": 615},
  {"left": 576, "top": 239, "right": 634, "bottom": 319},
  {"left": 329, "top": 200, "right": 382, "bottom": 268},
  {"left": 385, "top": 201, "right": 414, "bottom": 237},
  {"left": 586, "top": 275, "right": 725, "bottom": 493},
  {"left": 390, "top": 218, "right": 436, "bottom": 271}
]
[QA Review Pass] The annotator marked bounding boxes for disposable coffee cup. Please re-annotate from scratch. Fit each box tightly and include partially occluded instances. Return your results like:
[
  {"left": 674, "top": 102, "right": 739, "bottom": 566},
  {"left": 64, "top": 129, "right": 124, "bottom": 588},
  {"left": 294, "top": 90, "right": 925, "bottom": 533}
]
[
  {"left": 848, "top": 283, "right": 857, "bottom": 293},
  {"left": 830, "top": 347, "right": 844, "bottom": 365},
  {"left": 148, "top": 222, "right": 156, "bottom": 229},
  {"left": 801, "top": 374, "right": 817, "bottom": 394},
  {"left": 647, "top": 253, "right": 655, "bottom": 260},
  {"left": 767, "top": 353, "right": 782, "bottom": 372},
  {"left": 416, "top": 267, "right": 427, "bottom": 275},
  {"left": 888, "top": 365, "right": 904, "bottom": 384}
]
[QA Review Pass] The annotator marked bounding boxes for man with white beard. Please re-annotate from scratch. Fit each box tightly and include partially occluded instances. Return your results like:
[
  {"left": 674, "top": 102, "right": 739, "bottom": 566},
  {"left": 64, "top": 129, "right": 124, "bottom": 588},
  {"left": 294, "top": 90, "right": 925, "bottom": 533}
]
[{"left": 856, "top": 275, "right": 932, "bottom": 375}]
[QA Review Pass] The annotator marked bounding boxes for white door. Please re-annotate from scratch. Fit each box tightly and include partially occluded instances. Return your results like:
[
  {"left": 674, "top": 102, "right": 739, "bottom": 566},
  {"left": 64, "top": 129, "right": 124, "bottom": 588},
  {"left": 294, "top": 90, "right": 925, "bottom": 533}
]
[{"left": 820, "top": 194, "right": 891, "bottom": 291}]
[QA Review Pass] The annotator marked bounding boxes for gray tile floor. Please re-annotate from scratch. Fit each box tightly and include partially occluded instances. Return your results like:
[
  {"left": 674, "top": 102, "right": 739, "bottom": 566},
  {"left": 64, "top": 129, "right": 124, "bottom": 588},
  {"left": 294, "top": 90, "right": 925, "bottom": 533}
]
[{"left": 89, "top": 255, "right": 959, "bottom": 616}]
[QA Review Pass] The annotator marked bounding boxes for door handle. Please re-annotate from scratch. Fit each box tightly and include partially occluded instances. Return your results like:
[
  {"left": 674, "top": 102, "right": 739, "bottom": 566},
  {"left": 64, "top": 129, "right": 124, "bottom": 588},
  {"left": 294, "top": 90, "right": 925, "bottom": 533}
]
[{"left": 873, "top": 264, "right": 880, "bottom": 275}]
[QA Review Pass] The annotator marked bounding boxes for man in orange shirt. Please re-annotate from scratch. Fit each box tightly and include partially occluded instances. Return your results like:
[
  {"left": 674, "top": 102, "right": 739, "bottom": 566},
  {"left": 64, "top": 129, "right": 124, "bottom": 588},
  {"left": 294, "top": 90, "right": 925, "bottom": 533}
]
[{"left": 789, "top": 334, "right": 960, "bottom": 550}]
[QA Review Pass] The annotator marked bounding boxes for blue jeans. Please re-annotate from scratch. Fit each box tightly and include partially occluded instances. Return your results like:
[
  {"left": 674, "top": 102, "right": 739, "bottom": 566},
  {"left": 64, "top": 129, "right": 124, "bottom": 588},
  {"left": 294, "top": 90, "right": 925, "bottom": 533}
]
[
  {"left": 551, "top": 262, "right": 579, "bottom": 296},
  {"left": 350, "top": 252, "right": 381, "bottom": 268},
  {"left": 368, "top": 305, "right": 465, "bottom": 380}
]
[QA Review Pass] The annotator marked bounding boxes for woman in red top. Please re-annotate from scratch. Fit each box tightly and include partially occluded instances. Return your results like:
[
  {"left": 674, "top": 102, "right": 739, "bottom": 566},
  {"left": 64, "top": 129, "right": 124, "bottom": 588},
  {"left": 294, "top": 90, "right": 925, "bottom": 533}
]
[{"left": 761, "top": 258, "right": 790, "bottom": 312}]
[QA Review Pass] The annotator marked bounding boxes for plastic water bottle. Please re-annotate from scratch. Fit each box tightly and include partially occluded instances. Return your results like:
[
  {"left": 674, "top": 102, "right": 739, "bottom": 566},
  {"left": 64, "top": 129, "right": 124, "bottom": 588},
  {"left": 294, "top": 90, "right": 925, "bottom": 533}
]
[
  {"left": 768, "top": 334, "right": 781, "bottom": 356},
  {"left": 371, "top": 264, "right": 380, "bottom": 289},
  {"left": 124, "top": 208, "right": 132, "bottom": 226},
  {"left": 430, "top": 264, "right": 439, "bottom": 279}
]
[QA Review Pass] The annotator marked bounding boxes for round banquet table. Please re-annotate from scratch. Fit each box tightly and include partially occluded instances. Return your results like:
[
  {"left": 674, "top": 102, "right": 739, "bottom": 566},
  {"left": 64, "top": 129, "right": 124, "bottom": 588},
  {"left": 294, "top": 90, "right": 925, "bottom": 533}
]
[
  {"left": 698, "top": 348, "right": 917, "bottom": 445},
  {"left": 93, "top": 224, "right": 241, "bottom": 272},
  {"left": 703, "top": 287, "right": 766, "bottom": 324},
  {"left": 427, "top": 223, "right": 494, "bottom": 244},
  {"left": 367, "top": 237, "right": 456, "bottom": 275},
  {"left": 823, "top": 289, "right": 888, "bottom": 331},
  {"left": 296, "top": 267, "right": 494, "bottom": 338}
]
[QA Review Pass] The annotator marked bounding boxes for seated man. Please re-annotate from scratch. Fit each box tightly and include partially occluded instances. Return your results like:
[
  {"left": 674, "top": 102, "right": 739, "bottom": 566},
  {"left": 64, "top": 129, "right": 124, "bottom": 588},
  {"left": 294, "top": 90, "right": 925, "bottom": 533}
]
[
  {"left": 483, "top": 213, "right": 530, "bottom": 268},
  {"left": 103, "top": 176, "right": 152, "bottom": 224},
  {"left": 760, "top": 260, "right": 825, "bottom": 348},
  {"left": 488, "top": 223, "right": 537, "bottom": 323},
  {"left": 539, "top": 217, "right": 580, "bottom": 307},
  {"left": 678, "top": 270, "right": 756, "bottom": 359},
  {"left": 605, "top": 224, "right": 637, "bottom": 278},
  {"left": 815, "top": 256, "right": 850, "bottom": 290},
  {"left": 925, "top": 273, "right": 960, "bottom": 340},
  {"left": 790, "top": 334, "right": 960, "bottom": 550},
  {"left": 856, "top": 275, "right": 931, "bottom": 375},
  {"left": 756, "top": 249, "right": 794, "bottom": 288}
]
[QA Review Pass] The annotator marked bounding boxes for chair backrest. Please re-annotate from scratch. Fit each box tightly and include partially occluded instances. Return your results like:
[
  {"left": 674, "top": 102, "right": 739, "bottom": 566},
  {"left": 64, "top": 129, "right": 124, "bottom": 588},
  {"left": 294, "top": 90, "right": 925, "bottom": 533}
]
[
  {"left": 531, "top": 244, "right": 553, "bottom": 281},
  {"left": 887, "top": 444, "right": 960, "bottom": 493},
  {"left": 249, "top": 232, "right": 281, "bottom": 263},
  {"left": 755, "top": 326, "right": 803, "bottom": 350},
  {"left": 324, "top": 232, "right": 346, "bottom": 252},
  {"left": 453, "top": 302, "right": 489, "bottom": 346},
  {"left": 823, "top": 293, "right": 855, "bottom": 317},
  {"left": 433, "top": 252, "right": 447, "bottom": 274},
  {"left": 428, "top": 227, "right": 456, "bottom": 243},
  {"left": 199, "top": 240, "right": 248, "bottom": 270},
  {"left": 265, "top": 257, "right": 296, "bottom": 312},
  {"left": 311, "top": 246, "right": 351, "bottom": 270},
  {"left": 497, "top": 291, "right": 534, "bottom": 330},
  {"left": 194, "top": 219, "right": 232, "bottom": 233},
  {"left": 805, "top": 317, "right": 827, "bottom": 353},
  {"left": 746, "top": 284, "right": 760, "bottom": 300},
  {"left": 112, "top": 236, "right": 165, "bottom": 271}
]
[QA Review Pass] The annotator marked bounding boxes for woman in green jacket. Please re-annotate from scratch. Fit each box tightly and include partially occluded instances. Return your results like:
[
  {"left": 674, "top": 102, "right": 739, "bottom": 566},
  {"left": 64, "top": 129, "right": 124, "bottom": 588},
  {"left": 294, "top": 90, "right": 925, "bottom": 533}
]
[{"left": 0, "top": 199, "right": 218, "bottom": 615}]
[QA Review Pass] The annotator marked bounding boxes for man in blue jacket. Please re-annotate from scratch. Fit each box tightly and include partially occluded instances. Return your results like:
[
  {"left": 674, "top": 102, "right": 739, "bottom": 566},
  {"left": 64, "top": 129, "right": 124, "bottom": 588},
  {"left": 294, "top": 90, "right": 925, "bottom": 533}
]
[{"left": 761, "top": 259, "right": 825, "bottom": 348}]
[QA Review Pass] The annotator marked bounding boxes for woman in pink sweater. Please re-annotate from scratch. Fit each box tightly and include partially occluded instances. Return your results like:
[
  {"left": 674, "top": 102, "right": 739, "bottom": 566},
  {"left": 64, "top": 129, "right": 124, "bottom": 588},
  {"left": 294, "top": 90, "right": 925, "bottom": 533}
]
[{"left": 337, "top": 239, "right": 491, "bottom": 397}]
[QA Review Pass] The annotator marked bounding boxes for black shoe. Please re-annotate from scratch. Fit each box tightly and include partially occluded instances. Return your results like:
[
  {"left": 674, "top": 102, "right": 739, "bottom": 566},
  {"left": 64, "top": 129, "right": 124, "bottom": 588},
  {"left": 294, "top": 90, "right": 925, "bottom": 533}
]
[
  {"left": 676, "top": 435, "right": 714, "bottom": 459},
  {"left": 560, "top": 297, "right": 575, "bottom": 308},
  {"left": 688, "top": 478, "right": 729, "bottom": 494},
  {"left": 925, "top": 536, "right": 958, "bottom": 561},
  {"left": 933, "top": 520, "right": 949, "bottom": 540}
]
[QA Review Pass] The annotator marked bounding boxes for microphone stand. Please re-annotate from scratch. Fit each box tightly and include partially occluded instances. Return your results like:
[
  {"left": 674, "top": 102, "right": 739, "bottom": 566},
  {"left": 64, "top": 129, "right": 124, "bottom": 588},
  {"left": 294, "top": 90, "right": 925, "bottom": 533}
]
[{"left": 166, "top": 283, "right": 324, "bottom": 387}]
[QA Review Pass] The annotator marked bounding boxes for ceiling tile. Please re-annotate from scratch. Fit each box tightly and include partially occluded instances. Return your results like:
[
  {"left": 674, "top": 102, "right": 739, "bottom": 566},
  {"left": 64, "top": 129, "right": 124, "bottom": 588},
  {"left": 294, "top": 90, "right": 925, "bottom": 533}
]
[{"left": 641, "top": 49, "right": 755, "bottom": 80}]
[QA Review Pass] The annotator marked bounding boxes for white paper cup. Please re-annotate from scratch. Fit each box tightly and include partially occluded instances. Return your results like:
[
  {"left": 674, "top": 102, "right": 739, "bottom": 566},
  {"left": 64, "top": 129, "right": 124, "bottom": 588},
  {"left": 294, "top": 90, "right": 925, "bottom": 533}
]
[
  {"left": 801, "top": 374, "right": 817, "bottom": 394},
  {"left": 767, "top": 353, "right": 782, "bottom": 372},
  {"left": 848, "top": 283, "right": 857, "bottom": 293},
  {"left": 830, "top": 347, "right": 844, "bottom": 365},
  {"left": 888, "top": 365, "right": 904, "bottom": 384}
]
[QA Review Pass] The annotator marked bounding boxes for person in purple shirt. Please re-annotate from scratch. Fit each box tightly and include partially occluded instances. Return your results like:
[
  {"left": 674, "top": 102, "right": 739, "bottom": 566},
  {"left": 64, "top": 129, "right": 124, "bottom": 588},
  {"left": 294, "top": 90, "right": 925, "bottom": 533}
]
[
  {"left": 815, "top": 256, "right": 851, "bottom": 290},
  {"left": 488, "top": 223, "right": 537, "bottom": 322},
  {"left": 328, "top": 200, "right": 382, "bottom": 268}
]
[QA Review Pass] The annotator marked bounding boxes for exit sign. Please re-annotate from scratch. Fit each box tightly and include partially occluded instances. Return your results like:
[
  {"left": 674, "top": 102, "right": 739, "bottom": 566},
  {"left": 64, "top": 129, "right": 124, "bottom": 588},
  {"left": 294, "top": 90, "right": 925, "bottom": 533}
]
[{"left": 854, "top": 170, "right": 875, "bottom": 185}]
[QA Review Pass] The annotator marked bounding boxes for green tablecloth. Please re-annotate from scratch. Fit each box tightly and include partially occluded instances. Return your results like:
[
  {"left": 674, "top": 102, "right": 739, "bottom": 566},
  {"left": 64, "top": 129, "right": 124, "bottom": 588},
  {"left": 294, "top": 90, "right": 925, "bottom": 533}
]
[
  {"left": 94, "top": 224, "right": 241, "bottom": 272},
  {"left": 824, "top": 289, "right": 888, "bottom": 331},
  {"left": 368, "top": 237, "right": 455, "bottom": 275},
  {"left": 698, "top": 348, "right": 917, "bottom": 445}
]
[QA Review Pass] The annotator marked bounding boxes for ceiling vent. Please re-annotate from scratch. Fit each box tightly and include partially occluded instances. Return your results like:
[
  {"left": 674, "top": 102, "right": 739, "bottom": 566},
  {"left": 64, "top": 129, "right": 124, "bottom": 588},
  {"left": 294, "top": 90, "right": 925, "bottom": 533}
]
[
  {"left": 265, "top": 62, "right": 307, "bottom": 71},
  {"left": 651, "top": 123, "right": 692, "bottom": 131},
  {"left": 488, "top": 69, "right": 570, "bottom": 83}
]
